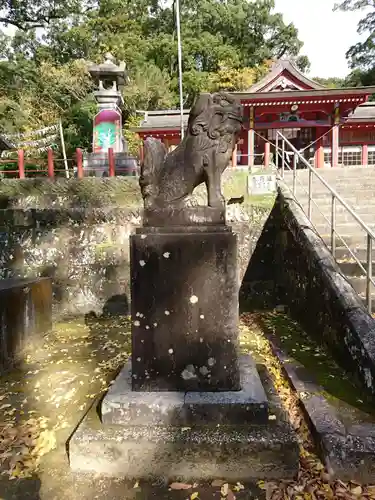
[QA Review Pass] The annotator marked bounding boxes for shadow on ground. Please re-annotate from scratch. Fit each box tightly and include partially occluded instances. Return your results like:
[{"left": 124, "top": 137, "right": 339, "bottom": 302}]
[{"left": 0, "top": 310, "right": 265, "bottom": 499}]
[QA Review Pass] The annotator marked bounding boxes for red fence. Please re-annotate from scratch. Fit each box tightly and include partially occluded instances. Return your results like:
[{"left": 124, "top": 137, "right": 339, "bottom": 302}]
[{"left": 0, "top": 148, "right": 135, "bottom": 179}]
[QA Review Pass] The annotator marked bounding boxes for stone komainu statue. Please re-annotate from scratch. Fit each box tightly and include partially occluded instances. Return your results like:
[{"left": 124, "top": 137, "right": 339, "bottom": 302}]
[{"left": 139, "top": 92, "right": 243, "bottom": 210}]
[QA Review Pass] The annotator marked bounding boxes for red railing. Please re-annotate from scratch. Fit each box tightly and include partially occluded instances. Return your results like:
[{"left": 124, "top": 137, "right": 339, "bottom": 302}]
[{"left": 0, "top": 148, "right": 138, "bottom": 178}]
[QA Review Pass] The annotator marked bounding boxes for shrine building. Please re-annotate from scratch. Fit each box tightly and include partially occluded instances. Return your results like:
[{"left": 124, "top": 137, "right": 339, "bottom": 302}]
[{"left": 133, "top": 60, "right": 375, "bottom": 168}]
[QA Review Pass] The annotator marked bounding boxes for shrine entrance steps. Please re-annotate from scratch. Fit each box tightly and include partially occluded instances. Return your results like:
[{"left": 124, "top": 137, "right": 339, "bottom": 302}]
[{"left": 283, "top": 167, "right": 375, "bottom": 311}]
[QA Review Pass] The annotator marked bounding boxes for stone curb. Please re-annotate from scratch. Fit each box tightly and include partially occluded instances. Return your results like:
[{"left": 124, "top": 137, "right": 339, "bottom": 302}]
[
  {"left": 266, "top": 333, "right": 375, "bottom": 483},
  {"left": 277, "top": 182, "right": 375, "bottom": 398}
]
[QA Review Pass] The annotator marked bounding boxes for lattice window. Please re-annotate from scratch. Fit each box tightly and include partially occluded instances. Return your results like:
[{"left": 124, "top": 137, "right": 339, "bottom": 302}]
[
  {"left": 299, "top": 128, "right": 314, "bottom": 143},
  {"left": 368, "top": 147, "right": 375, "bottom": 166},
  {"left": 324, "top": 149, "right": 332, "bottom": 166},
  {"left": 338, "top": 147, "right": 362, "bottom": 166},
  {"left": 323, "top": 147, "right": 362, "bottom": 167}
]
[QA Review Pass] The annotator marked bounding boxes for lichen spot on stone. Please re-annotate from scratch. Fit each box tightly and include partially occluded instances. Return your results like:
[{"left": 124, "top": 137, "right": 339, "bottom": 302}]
[
  {"left": 181, "top": 365, "right": 197, "bottom": 380},
  {"left": 207, "top": 357, "right": 215, "bottom": 367},
  {"left": 163, "top": 252, "right": 170, "bottom": 258},
  {"left": 168, "top": 348, "right": 174, "bottom": 354},
  {"left": 190, "top": 295, "right": 198, "bottom": 304},
  {"left": 164, "top": 310, "right": 170, "bottom": 316},
  {"left": 145, "top": 325, "right": 150, "bottom": 330},
  {"left": 139, "top": 260, "right": 146, "bottom": 267},
  {"left": 136, "top": 312, "right": 141, "bottom": 317},
  {"left": 153, "top": 322, "right": 158, "bottom": 327},
  {"left": 200, "top": 314, "right": 204, "bottom": 319},
  {"left": 136, "top": 357, "right": 141, "bottom": 362},
  {"left": 199, "top": 366, "right": 209, "bottom": 376},
  {"left": 133, "top": 320, "right": 140, "bottom": 327}
]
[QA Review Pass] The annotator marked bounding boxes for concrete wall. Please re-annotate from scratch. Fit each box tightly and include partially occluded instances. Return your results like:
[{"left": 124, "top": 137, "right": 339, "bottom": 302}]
[
  {"left": 242, "top": 183, "right": 375, "bottom": 396},
  {"left": 0, "top": 178, "right": 271, "bottom": 319}
]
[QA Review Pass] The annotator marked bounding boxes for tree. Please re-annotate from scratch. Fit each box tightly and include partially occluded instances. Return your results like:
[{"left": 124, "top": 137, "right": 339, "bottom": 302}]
[
  {"left": 207, "top": 61, "right": 271, "bottom": 92},
  {"left": 0, "top": 0, "right": 94, "bottom": 30},
  {"left": 0, "top": 57, "right": 94, "bottom": 155},
  {"left": 312, "top": 76, "right": 346, "bottom": 88},
  {"left": 334, "top": 0, "right": 375, "bottom": 70},
  {"left": 294, "top": 55, "right": 311, "bottom": 73}
]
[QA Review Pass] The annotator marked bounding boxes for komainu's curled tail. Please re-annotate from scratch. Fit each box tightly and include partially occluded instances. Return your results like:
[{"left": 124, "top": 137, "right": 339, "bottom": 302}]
[{"left": 139, "top": 138, "right": 167, "bottom": 209}]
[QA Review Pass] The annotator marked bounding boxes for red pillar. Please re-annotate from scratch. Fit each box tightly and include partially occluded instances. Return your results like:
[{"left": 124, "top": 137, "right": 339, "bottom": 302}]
[
  {"left": 242, "top": 130, "right": 248, "bottom": 165},
  {"left": 331, "top": 125, "right": 339, "bottom": 168},
  {"left": 362, "top": 144, "right": 368, "bottom": 167},
  {"left": 139, "top": 143, "right": 144, "bottom": 164},
  {"left": 18, "top": 150, "right": 25, "bottom": 179},
  {"left": 232, "top": 144, "right": 237, "bottom": 168},
  {"left": 108, "top": 148, "right": 115, "bottom": 177},
  {"left": 264, "top": 141, "right": 270, "bottom": 168},
  {"left": 332, "top": 104, "right": 340, "bottom": 168},
  {"left": 315, "top": 139, "right": 324, "bottom": 168},
  {"left": 47, "top": 148, "right": 54, "bottom": 178},
  {"left": 248, "top": 107, "right": 255, "bottom": 168},
  {"left": 248, "top": 130, "right": 255, "bottom": 167},
  {"left": 76, "top": 148, "right": 83, "bottom": 179}
]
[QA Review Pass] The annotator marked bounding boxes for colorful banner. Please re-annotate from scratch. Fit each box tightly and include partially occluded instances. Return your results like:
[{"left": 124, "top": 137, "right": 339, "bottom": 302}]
[
  {"left": 15, "top": 134, "right": 57, "bottom": 148},
  {"left": 4, "top": 124, "right": 58, "bottom": 140},
  {"left": 93, "top": 108, "right": 122, "bottom": 153}
]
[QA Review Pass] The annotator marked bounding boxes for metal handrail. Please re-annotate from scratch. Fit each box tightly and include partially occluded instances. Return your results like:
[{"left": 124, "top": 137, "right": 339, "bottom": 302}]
[{"left": 276, "top": 130, "right": 375, "bottom": 313}]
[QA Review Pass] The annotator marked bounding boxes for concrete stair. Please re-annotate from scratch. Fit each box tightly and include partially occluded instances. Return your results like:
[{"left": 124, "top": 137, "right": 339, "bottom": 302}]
[{"left": 282, "top": 168, "right": 375, "bottom": 310}]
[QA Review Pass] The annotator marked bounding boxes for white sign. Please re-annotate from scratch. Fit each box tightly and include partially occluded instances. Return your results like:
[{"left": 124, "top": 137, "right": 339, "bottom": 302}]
[{"left": 248, "top": 174, "right": 277, "bottom": 195}]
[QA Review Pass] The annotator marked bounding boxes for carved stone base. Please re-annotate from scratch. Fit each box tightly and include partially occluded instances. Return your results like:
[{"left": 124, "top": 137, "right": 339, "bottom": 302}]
[
  {"left": 101, "top": 356, "right": 268, "bottom": 426},
  {"left": 130, "top": 225, "right": 240, "bottom": 391},
  {"left": 68, "top": 356, "right": 299, "bottom": 481},
  {"left": 143, "top": 207, "right": 225, "bottom": 227}
]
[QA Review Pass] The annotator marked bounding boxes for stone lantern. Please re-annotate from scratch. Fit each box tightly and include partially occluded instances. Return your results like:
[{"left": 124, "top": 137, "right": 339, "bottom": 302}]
[
  {"left": 86, "top": 54, "right": 136, "bottom": 175},
  {"left": 88, "top": 53, "right": 128, "bottom": 154}
]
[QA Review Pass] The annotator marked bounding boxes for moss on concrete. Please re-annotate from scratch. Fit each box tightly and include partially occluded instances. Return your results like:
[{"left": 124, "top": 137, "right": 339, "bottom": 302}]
[
  {"left": 259, "top": 311, "right": 375, "bottom": 417},
  {"left": 223, "top": 169, "right": 276, "bottom": 209},
  {"left": 0, "top": 170, "right": 275, "bottom": 209},
  {"left": 0, "top": 178, "right": 142, "bottom": 209}
]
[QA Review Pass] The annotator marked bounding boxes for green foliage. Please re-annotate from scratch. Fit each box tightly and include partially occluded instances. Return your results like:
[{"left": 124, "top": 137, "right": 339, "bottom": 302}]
[
  {"left": 0, "top": 0, "right": 93, "bottom": 30},
  {"left": 294, "top": 55, "right": 311, "bottom": 73},
  {"left": 334, "top": 0, "right": 375, "bottom": 89},
  {"left": 312, "top": 76, "right": 346, "bottom": 88},
  {"left": 208, "top": 61, "right": 270, "bottom": 92},
  {"left": 335, "top": 0, "right": 375, "bottom": 70},
  {"left": 124, "top": 115, "right": 142, "bottom": 157}
]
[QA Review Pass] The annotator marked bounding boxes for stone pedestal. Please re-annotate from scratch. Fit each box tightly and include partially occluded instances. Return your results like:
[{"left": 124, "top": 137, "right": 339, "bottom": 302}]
[
  {"left": 131, "top": 225, "right": 240, "bottom": 391},
  {"left": 69, "top": 218, "right": 299, "bottom": 480}
]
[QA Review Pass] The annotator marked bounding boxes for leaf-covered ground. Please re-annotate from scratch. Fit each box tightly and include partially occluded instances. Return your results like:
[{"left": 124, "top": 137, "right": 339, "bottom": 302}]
[{"left": 0, "top": 313, "right": 374, "bottom": 499}]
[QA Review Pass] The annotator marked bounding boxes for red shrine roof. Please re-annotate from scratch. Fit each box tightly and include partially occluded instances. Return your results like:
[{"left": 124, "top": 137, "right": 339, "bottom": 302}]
[
  {"left": 234, "top": 87, "right": 375, "bottom": 106},
  {"left": 133, "top": 59, "right": 375, "bottom": 134},
  {"left": 246, "top": 59, "right": 324, "bottom": 93},
  {"left": 135, "top": 109, "right": 190, "bottom": 133}
]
